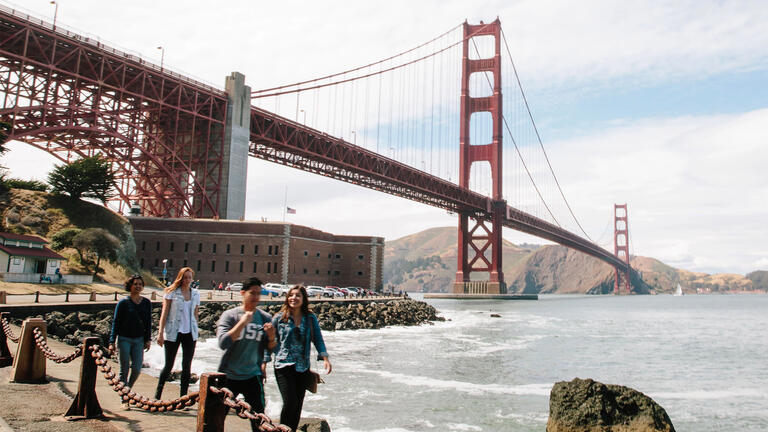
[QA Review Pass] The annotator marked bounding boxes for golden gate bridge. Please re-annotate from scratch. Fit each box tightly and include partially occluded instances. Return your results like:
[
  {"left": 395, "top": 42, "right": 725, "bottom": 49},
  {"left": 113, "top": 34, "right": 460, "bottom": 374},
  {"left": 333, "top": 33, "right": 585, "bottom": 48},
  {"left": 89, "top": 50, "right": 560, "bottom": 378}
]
[{"left": 0, "top": 5, "right": 633, "bottom": 294}]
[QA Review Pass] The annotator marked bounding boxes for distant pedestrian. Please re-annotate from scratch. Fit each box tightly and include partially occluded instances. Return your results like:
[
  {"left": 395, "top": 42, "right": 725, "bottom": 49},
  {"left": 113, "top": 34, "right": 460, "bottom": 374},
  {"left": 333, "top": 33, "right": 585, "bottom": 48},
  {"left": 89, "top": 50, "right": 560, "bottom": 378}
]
[
  {"left": 219, "top": 282, "right": 224, "bottom": 291},
  {"left": 155, "top": 267, "right": 200, "bottom": 400},
  {"left": 55, "top": 267, "right": 62, "bottom": 283},
  {"left": 109, "top": 275, "right": 151, "bottom": 410},
  {"left": 216, "top": 277, "right": 276, "bottom": 431},
  {"left": 271, "top": 285, "right": 332, "bottom": 431}
]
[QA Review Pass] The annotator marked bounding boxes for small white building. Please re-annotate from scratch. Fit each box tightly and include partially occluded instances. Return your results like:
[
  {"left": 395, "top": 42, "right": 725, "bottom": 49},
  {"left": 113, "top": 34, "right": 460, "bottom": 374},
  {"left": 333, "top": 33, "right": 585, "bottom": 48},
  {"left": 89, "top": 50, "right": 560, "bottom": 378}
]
[{"left": 0, "top": 232, "right": 64, "bottom": 282}]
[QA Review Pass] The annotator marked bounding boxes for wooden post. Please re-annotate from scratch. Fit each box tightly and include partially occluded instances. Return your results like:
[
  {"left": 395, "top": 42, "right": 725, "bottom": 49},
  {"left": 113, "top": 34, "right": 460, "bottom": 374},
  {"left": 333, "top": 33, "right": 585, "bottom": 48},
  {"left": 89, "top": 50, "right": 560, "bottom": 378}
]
[
  {"left": 196, "top": 372, "right": 228, "bottom": 432},
  {"left": 0, "top": 291, "right": 6, "bottom": 304},
  {"left": 88, "top": 292, "right": 96, "bottom": 301},
  {"left": 151, "top": 291, "right": 157, "bottom": 300},
  {"left": 207, "top": 291, "right": 212, "bottom": 300},
  {"left": 10, "top": 318, "right": 47, "bottom": 383},
  {"left": 0, "top": 312, "right": 13, "bottom": 367},
  {"left": 65, "top": 337, "right": 103, "bottom": 420}
]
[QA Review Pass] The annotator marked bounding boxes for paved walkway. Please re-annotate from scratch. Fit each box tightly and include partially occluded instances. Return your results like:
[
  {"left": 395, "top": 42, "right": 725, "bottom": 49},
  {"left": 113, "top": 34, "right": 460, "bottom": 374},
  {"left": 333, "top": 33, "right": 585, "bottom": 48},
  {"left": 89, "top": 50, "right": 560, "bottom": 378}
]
[{"left": 0, "top": 323, "right": 259, "bottom": 431}]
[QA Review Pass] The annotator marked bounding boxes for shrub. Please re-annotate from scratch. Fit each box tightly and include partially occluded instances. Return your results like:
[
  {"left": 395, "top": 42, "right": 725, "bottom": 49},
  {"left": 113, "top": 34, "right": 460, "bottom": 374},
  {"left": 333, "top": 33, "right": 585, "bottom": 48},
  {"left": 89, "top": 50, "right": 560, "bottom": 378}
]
[{"left": 50, "top": 227, "right": 82, "bottom": 250}]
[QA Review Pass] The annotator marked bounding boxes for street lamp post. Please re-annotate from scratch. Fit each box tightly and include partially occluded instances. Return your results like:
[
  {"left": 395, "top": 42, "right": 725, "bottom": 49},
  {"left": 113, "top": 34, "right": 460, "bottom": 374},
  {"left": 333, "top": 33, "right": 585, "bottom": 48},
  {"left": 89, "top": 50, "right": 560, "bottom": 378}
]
[
  {"left": 162, "top": 258, "right": 168, "bottom": 286},
  {"left": 299, "top": 109, "right": 306, "bottom": 124},
  {"left": 157, "top": 46, "right": 165, "bottom": 71},
  {"left": 50, "top": 1, "right": 58, "bottom": 31},
  {"left": 350, "top": 130, "right": 356, "bottom": 145}
]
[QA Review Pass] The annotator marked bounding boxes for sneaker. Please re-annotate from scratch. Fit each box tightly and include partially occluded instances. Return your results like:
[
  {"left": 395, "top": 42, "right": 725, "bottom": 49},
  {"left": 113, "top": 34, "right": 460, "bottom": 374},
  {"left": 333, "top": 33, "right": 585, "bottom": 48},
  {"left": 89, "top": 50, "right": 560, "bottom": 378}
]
[{"left": 121, "top": 403, "right": 131, "bottom": 411}]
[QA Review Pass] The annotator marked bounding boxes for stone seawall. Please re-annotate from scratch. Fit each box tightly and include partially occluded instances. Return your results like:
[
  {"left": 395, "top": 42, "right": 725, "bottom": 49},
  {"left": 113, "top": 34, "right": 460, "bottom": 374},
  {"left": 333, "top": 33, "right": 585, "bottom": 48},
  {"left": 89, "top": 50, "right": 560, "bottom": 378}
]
[{"left": 6, "top": 298, "right": 444, "bottom": 346}]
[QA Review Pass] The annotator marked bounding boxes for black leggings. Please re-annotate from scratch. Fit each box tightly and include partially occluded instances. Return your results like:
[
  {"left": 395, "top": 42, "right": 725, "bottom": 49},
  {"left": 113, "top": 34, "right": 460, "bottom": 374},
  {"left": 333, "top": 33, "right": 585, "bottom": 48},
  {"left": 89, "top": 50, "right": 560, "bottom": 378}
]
[
  {"left": 155, "top": 332, "right": 196, "bottom": 399},
  {"left": 275, "top": 366, "right": 311, "bottom": 432},
  {"left": 225, "top": 375, "right": 265, "bottom": 432}
]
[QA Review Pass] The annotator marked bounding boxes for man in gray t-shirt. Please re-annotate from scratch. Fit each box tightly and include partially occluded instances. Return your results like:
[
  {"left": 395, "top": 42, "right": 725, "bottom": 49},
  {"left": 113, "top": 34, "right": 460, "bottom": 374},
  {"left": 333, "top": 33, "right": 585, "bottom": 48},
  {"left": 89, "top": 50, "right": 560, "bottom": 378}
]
[{"left": 216, "top": 277, "right": 276, "bottom": 430}]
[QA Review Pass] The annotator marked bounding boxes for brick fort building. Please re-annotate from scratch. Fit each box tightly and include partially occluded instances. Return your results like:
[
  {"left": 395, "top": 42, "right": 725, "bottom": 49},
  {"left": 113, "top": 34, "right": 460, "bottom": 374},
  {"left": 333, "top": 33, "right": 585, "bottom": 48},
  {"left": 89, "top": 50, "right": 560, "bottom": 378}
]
[{"left": 130, "top": 217, "right": 384, "bottom": 290}]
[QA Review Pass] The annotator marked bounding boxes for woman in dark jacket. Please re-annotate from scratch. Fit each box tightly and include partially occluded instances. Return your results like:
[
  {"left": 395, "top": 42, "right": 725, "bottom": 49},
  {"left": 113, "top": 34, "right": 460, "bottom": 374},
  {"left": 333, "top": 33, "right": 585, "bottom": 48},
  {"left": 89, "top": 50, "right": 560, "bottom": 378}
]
[
  {"left": 271, "top": 285, "right": 332, "bottom": 431},
  {"left": 108, "top": 275, "right": 152, "bottom": 392}
]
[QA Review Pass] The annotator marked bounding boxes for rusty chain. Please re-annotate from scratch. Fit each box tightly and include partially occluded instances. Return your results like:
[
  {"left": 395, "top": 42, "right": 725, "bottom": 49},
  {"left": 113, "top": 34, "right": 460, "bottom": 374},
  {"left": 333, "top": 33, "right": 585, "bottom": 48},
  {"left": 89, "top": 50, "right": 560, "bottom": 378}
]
[
  {"left": 1, "top": 315, "right": 19, "bottom": 343},
  {"left": 31, "top": 327, "right": 83, "bottom": 363},
  {"left": 89, "top": 344, "right": 199, "bottom": 412},
  {"left": 208, "top": 386, "right": 291, "bottom": 432}
]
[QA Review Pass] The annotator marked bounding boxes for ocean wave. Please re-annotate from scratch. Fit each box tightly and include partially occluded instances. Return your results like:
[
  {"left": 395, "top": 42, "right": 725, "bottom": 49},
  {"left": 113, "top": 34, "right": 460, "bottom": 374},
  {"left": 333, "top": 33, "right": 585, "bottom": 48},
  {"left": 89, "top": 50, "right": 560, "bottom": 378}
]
[
  {"left": 446, "top": 423, "right": 482, "bottom": 431},
  {"left": 650, "top": 388, "right": 768, "bottom": 400},
  {"left": 356, "top": 368, "right": 551, "bottom": 396}
]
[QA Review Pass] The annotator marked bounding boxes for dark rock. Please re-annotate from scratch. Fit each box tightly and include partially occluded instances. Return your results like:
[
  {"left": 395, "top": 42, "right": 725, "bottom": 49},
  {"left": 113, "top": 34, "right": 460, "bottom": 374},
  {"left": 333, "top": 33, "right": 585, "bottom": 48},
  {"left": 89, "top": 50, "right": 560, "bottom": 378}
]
[
  {"left": 490, "top": 313, "right": 501, "bottom": 318},
  {"left": 547, "top": 378, "right": 675, "bottom": 432},
  {"left": 297, "top": 417, "right": 331, "bottom": 432}
]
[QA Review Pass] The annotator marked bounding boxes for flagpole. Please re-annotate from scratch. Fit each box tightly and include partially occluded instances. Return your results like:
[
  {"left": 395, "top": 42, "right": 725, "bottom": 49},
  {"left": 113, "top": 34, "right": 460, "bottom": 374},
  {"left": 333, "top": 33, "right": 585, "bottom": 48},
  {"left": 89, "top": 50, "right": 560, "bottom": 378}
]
[{"left": 282, "top": 185, "right": 287, "bottom": 222}]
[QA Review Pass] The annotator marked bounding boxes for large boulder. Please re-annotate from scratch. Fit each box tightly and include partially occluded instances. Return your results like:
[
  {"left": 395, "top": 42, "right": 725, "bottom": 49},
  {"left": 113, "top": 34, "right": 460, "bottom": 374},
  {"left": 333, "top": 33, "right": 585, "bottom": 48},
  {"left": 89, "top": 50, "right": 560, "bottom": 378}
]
[
  {"left": 297, "top": 417, "right": 331, "bottom": 432},
  {"left": 547, "top": 378, "right": 675, "bottom": 432}
]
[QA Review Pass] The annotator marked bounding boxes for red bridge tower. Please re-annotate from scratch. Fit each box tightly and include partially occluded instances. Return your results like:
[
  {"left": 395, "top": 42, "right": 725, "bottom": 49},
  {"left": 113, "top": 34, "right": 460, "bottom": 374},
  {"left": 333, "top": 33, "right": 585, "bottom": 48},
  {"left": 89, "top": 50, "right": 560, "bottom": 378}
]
[
  {"left": 453, "top": 19, "right": 506, "bottom": 295},
  {"left": 613, "top": 203, "right": 631, "bottom": 294}
]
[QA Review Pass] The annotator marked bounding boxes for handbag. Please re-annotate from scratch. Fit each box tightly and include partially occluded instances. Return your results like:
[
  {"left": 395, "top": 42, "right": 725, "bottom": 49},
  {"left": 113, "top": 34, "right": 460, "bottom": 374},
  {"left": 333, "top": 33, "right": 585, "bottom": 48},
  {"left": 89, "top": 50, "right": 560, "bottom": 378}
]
[
  {"left": 305, "top": 315, "right": 325, "bottom": 393},
  {"left": 306, "top": 370, "right": 324, "bottom": 394}
]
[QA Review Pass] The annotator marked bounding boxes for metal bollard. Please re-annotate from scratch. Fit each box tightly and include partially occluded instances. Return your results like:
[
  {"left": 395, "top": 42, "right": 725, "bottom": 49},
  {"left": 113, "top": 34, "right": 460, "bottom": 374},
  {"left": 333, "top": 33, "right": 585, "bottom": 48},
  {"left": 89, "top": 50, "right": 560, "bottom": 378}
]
[
  {"left": 34, "top": 291, "right": 40, "bottom": 303},
  {"left": 10, "top": 318, "right": 47, "bottom": 383},
  {"left": 196, "top": 372, "right": 228, "bottom": 432},
  {"left": 88, "top": 292, "right": 96, "bottom": 301},
  {"left": 65, "top": 337, "right": 103, "bottom": 420},
  {"left": 65, "top": 292, "right": 70, "bottom": 302},
  {"left": 113, "top": 292, "right": 117, "bottom": 301}
]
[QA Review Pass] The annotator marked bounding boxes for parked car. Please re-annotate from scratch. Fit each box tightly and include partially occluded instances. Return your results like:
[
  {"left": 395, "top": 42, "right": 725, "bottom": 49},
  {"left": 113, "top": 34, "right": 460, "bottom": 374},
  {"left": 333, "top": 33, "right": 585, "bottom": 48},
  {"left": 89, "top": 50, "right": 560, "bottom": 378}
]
[
  {"left": 305, "top": 285, "right": 325, "bottom": 297},
  {"left": 262, "top": 283, "right": 283, "bottom": 297},
  {"left": 323, "top": 287, "right": 343, "bottom": 298},
  {"left": 344, "top": 287, "right": 361, "bottom": 296},
  {"left": 230, "top": 282, "right": 243, "bottom": 291}
]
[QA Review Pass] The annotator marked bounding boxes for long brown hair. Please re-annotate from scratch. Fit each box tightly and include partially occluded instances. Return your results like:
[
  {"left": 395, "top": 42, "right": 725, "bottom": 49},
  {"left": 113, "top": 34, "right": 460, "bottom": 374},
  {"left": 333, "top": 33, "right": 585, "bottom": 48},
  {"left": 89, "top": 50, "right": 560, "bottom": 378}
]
[
  {"left": 164, "top": 267, "right": 194, "bottom": 294},
  {"left": 279, "top": 285, "right": 312, "bottom": 322}
]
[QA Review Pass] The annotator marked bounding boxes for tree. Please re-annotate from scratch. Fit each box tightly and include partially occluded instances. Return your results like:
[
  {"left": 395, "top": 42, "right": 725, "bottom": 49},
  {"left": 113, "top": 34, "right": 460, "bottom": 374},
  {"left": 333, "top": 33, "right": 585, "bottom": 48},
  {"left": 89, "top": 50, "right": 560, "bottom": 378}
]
[
  {"left": 50, "top": 227, "right": 82, "bottom": 250},
  {"left": 47, "top": 155, "right": 115, "bottom": 203},
  {"left": 72, "top": 228, "right": 120, "bottom": 276}
]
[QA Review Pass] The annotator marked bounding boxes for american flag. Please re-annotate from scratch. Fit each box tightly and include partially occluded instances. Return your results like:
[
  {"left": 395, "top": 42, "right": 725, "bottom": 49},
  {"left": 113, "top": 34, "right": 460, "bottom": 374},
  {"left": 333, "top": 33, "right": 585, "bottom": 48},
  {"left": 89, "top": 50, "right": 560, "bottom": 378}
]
[{"left": 286, "top": 207, "right": 296, "bottom": 214}]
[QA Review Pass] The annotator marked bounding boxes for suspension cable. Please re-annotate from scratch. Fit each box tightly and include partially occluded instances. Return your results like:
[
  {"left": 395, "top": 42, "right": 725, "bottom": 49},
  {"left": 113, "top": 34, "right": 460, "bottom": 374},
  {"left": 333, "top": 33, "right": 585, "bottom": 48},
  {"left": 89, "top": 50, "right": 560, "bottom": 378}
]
[
  {"left": 469, "top": 37, "right": 560, "bottom": 226},
  {"left": 252, "top": 24, "right": 492, "bottom": 99},
  {"left": 500, "top": 27, "right": 594, "bottom": 241},
  {"left": 252, "top": 24, "right": 462, "bottom": 95}
]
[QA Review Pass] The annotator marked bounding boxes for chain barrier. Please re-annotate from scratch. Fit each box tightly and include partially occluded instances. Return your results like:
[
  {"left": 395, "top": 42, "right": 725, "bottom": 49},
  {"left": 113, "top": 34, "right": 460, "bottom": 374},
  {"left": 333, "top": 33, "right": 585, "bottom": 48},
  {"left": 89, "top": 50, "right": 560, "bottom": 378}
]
[
  {"left": 1, "top": 315, "right": 19, "bottom": 343},
  {"left": 32, "top": 327, "right": 83, "bottom": 363},
  {"left": 89, "top": 344, "right": 199, "bottom": 412},
  {"left": 209, "top": 386, "right": 291, "bottom": 432}
]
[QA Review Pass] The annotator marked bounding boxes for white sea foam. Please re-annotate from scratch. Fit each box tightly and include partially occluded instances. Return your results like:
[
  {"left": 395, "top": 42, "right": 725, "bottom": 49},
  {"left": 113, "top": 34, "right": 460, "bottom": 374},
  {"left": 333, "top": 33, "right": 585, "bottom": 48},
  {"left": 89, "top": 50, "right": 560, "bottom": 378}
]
[
  {"left": 650, "top": 388, "right": 768, "bottom": 400},
  {"left": 446, "top": 423, "right": 482, "bottom": 431},
  {"left": 356, "top": 368, "right": 552, "bottom": 396}
]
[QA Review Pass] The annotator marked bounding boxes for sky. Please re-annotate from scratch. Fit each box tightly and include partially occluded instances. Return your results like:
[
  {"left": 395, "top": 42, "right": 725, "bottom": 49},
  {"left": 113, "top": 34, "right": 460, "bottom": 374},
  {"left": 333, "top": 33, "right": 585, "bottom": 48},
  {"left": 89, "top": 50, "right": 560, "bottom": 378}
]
[{"left": 2, "top": 0, "right": 768, "bottom": 275}]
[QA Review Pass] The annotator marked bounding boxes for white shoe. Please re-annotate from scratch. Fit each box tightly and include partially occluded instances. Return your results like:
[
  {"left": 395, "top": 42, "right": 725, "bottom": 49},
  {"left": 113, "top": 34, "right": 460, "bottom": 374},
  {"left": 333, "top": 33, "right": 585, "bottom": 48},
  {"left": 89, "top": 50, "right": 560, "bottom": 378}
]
[{"left": 121, "top": 403, "right": 131, "bottom": 411}]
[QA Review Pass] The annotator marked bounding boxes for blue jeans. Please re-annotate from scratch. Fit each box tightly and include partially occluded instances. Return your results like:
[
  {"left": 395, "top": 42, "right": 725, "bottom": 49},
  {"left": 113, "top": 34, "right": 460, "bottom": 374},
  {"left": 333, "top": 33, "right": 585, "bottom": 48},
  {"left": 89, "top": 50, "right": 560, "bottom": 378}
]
[{"left": 117, "top": 335, "right": 144, "bottom": 387}]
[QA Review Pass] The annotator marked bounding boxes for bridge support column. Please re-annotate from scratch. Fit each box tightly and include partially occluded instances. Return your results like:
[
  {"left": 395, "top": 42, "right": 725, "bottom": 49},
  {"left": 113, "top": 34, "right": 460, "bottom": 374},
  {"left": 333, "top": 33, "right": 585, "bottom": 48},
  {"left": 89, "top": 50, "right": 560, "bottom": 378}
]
[
  {"left": 218, "top": 72, "right": 251, "bottom": 220},
  {"left": 614, "top": 203, "right": 631, "bottom": 294},
  {"left": 453, "top": 19, "right": 506, "bottom": 295}
]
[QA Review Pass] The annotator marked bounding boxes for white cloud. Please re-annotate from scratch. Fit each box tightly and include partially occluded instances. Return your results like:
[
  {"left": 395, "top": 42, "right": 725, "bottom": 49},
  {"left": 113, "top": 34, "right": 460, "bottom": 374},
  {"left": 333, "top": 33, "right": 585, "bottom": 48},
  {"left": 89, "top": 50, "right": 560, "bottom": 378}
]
[{"left": 546, "top": 108, "right": 768, "bottom": 274}]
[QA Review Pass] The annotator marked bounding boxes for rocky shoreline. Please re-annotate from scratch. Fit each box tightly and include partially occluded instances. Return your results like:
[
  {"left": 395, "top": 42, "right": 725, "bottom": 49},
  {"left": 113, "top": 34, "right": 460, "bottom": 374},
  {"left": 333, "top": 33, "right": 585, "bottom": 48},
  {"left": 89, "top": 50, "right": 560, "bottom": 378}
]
[{"left": 11, "top": 298, "right": 444, "bottom": 347}]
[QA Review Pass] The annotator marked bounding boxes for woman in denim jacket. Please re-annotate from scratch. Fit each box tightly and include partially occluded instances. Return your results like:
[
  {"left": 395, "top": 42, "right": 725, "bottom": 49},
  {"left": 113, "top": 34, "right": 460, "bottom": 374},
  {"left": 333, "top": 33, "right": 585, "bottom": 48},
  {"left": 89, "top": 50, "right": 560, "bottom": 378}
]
[
  {"left": 155, "top": 267, "right": 200, "bottom": 399},
  {"left": 271, "top": 285, "right": 332, "bottom": 431}
]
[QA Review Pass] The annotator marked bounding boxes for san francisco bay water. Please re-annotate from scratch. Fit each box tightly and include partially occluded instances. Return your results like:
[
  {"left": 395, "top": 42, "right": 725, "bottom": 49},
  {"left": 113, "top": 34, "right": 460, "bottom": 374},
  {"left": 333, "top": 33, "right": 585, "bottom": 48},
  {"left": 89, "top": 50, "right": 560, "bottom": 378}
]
[{"left": 144, "top": 294, "right": 768, "bottom": 431}]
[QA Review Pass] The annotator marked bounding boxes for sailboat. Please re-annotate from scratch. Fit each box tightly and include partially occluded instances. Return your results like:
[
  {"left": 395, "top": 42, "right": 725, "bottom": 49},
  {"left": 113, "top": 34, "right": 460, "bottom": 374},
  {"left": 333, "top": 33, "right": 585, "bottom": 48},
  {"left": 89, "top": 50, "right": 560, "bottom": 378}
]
[{"left": 674, "top": 283, "right": 683, "bottom": 296}]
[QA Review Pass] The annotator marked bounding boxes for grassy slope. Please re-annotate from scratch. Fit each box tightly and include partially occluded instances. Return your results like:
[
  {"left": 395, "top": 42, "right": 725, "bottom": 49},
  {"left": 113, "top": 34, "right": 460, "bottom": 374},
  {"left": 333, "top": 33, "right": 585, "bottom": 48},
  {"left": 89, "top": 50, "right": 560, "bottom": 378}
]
[{"left": 0, "top": 189, "right": 160, "bottom": 286}]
